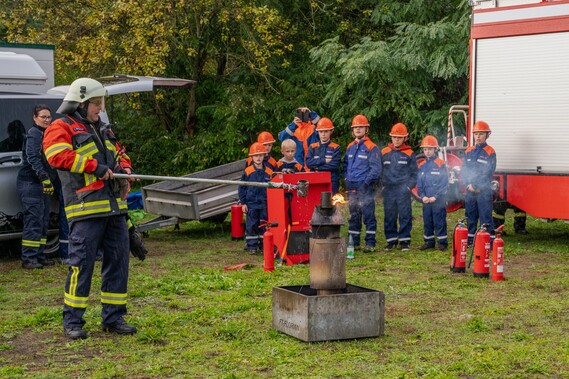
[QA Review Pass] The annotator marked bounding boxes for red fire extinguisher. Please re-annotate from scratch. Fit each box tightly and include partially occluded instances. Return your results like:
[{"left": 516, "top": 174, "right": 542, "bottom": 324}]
[
  {"left": 231, "top": 203, "right": 245, "bottom": 240},
  {"left": 263, "top": 222, "right": 278, "bottom": 272},
  {"left": 450, "top": 219, "right": 468, "bottom": 273},
  {"left": 492, "top": 225, "right": 505, "bottom": 281},
  {"left": 469, "top": 224, "right": 491, "bottom": 278}
]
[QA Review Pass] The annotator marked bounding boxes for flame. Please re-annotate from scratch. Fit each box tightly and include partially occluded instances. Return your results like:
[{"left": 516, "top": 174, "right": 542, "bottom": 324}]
[{"left": 332, "top": 193, "right": 346, "bottom": 205}]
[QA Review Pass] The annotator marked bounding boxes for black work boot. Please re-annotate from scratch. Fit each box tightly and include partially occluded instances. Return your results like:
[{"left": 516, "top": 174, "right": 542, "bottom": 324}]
[
  {"left": 22, "top": 262, "right": 43, "bottom": 269},
  {"left": 39, "top": 259, "right": 55, "bottom": 266},
  {"left": 102, "top": 318, "right": 137, "bottom": 335},
  {"left": 64, "top": 326, "right": 87, "bottom": 340},
  {"left": 419, "top": 243, "right": 435, "bottom": 251}
]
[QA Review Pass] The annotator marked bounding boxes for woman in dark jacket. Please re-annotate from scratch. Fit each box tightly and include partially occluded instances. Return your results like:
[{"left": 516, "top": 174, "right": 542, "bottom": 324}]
[{"left": 17, "top": 104, "right": 56, "bottom": 269}]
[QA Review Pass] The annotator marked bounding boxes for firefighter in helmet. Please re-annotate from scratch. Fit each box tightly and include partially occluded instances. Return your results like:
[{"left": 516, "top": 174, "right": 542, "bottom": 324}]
[
  {"left": 461, "top": 120, "right": 497, "bottom": 245},
  {"left": 43, "top": 78, "right": 137, "bottom": 339},
  {"left": 381, "top": 123, "right": 418, "bottom": 251}
]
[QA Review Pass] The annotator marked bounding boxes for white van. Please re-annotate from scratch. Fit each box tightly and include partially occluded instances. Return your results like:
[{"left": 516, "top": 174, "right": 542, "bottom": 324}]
[{"left": 0, "top": 50, "right": 194, "bottom": 255}]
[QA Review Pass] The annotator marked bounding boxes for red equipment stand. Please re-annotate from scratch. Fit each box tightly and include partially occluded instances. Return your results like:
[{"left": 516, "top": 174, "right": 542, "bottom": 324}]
[{"left": 267, "top": 172, "right": 331, "bottom": 266}]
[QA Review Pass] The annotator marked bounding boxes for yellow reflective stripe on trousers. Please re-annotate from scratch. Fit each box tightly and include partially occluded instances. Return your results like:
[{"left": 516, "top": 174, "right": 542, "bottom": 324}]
[
  {"left": 69, "top": 266, "right": 79, "bottom": 296},
  {"left": 40, "top": 238, "right": 46, "bottom": 245},
  {"left": 64, "top": 292, "right": 88, "bottom": 308},
  {"left": 22, "top": 239, "right": 41, "bottom": 247},
  {"left": 492, "top": 213, "right": 505, "bottom": 220},
  {"left": 101, "top": 291, "right": 127, "bottom": 305},
  {"left": 45, "top": 142, "right": 72, "bottom": 160},
  {"left": 65, "top": 200, "right": 112, "bottom": 220},
  {"left": 64, "top": 267, "right": 87, "bottom": 308}
]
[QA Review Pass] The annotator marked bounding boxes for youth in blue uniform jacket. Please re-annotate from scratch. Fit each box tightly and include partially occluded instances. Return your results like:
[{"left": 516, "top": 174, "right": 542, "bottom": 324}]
[
  {"left": 305, "top": 117, "right": 342, "bottom": 194},
  {"left": 239, "top": 143, "right": 273, "bottom": 252},
  {"left": 461, "top": 121, "right": 496, "bottom": 244},
  {"left": 417, "top": 136, "right": 448, "bottom": 250},
  {"left": 381, "top": 123, "right": 417, "bottom": 250},
  {"left": 343, "top": 114, "right": 381, "bottom": 249}
]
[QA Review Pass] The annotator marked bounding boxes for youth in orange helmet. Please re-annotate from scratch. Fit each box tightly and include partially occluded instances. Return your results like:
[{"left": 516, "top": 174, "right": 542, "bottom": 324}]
[
  {"left": 257, "top": 131, "right": 275, "bottom": 144},
  {"left": 316, "top": 117, "right": 334, "bottom": 131},
  {"left": 248, "top": 142, "right": 266, "bottom": 156},
  {"left": 472, "top": 120, "right": 491, "bottom": 133},
  {"left": 389, "top": 122, "right": 409, "bottom": 137},
  {"left": 420, "top": 135, "right": 439, "bottom": 148},
  {"left": 351, "top": 114, "right": 369, "bottom": 128}
]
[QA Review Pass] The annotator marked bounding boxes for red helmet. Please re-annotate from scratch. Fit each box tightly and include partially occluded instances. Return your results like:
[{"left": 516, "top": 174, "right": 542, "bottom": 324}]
[
  {"left": 257, "top": 131, "right": 275, "bottom": 144},
  {"left": 248, "top": 142, "right": 266, "bottom": 156},
  {"left": 316, "top": 117, "right": 334, "bottom": 131},
  {"left": 472, "top": 121, "right": 491, "bottom": 133},
  {"left": 420, "top": 135, "right": 439, "bottom": 148},
  {"left": 389, "top": 122, "right": 408, "bottom": 137},
  {"left": 351, "top": 114, "right": 369, "bottom": 128}
]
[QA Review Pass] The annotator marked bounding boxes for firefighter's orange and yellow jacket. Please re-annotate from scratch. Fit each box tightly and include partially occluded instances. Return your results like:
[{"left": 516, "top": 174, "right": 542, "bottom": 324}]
[{"left": 43, "top": 115, "right": 130, "bottom": 223}]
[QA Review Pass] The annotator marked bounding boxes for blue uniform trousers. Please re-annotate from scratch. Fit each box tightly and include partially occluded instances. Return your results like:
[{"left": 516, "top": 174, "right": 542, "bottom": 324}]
[
  {"left": 347, "top": 185, "right": 377, "bottom": 247},
  {"left": 63, "top": 215, "right": 129, "bottom": 328},
  {"left": 17, "top": 179, "right": 50, "bottom": 264},
  {"left": 245, "top": 208, "right": 267, "bottom": 250},
  {"left": 422, "top": 199, "right": 448, "bottom": 246},
  {"left": 465, "top": 189, "right": 494, "bottom": 245},
  {"left": 383, "top": 184, "right": 412, "bottom": 244}
]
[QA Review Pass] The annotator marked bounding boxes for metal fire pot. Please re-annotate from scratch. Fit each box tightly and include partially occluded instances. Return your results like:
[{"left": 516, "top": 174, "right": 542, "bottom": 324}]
[{"left": 272, "top": 191, "right": 385, "bottom": 342}]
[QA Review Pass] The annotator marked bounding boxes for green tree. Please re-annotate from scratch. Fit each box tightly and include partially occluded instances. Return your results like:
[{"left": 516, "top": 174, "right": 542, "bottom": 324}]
[{"left": 310, "top": 0, "right": 470, "bottom": 145}]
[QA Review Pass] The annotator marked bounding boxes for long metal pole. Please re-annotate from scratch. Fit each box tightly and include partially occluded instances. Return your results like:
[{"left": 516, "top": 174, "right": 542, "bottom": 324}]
[{"left": 113, "top": 173, "right": 308, "bottom": 196}]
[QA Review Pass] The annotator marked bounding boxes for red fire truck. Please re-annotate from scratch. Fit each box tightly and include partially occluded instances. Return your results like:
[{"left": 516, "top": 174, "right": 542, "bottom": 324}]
[{"left": 446, "top": 0, "right": 569, "bottom": 220}]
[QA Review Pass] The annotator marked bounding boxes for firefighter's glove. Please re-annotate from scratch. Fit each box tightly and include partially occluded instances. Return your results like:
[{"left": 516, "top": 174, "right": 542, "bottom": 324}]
[
  {"left": 129, "top": 225, "right": 147, "bottom": 261},
  {"left": 42, "top": 179, "right": 54, "bottom": 195},
  {"left": 113, "top": 167, "right": 130, "bottom": 200},
  {"left": 94, "top": 163, "right": 111, "bottom": 179}
]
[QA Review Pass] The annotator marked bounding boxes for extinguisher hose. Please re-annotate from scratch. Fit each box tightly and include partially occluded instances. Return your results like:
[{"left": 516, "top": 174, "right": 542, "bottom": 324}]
[{"left": 467, "top": 227, "right": 481, "bottom": 269}]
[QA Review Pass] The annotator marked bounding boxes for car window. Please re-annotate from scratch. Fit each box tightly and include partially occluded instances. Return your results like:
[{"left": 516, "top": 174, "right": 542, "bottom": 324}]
[{"left": 0, "top": 98, "right": 63, "bottom": 153}]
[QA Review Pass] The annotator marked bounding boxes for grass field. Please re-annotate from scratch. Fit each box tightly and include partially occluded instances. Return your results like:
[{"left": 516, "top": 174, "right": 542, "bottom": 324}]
[{"left": 1, "top": 203, "right": 568, "bottom": 378}]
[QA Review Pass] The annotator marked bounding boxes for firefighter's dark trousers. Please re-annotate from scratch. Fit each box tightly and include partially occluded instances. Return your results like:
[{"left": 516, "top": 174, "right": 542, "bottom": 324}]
[
  {"left": 17, "top": 179, "right": 50, "bottom": 265},
  {"left": 63, "top": 215, "right": 129, "bottom": 328},
  {"left": 465, "top": 189, "right": 494, "bottom": 245},
  {"left": 383, "top": 184, "right": 412, "bottom": 245},
  {"left": 493, "top": 201, "right": 526, "bottom": 232}
]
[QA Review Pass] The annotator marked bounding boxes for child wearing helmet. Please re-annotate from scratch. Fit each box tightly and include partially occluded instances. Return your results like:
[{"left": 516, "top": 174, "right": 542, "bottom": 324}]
[
  {"left": 238, "top": 142, "right": 273, "bottom": 254},
  {"left": 278, "top": 107, "right": 321, "bottom": 166},
  {"left": 246, "top": 131, "right": 278, "bottom": 171},
  {"left": 381, "top": 122, "right": 418, "bottom": 251},
  {"left": 305, "top": 117, "right": 342, "bottom": 194},
  {"left": 417, "top": 135, "right": 449, "bottom": 251},
  {"left": 461, "top": 121, "right": 496, "bottom": 246},
  {"left": 275, "top": 139, "right": 304, "bottom": 174},
  {"left": 343, "top": 114, "right": 382, "bottom": 252}
]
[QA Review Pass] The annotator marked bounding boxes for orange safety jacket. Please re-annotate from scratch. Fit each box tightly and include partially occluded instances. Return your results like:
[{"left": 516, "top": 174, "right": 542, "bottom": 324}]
[{"left": 43, "top": 115, "right": 130, "bottom": 223}]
